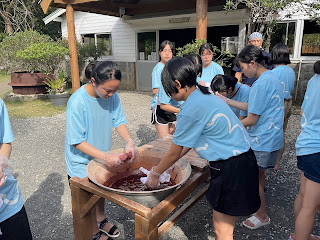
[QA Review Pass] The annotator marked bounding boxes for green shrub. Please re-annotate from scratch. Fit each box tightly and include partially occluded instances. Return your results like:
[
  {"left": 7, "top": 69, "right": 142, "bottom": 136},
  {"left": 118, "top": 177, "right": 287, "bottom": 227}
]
[
  {"left": 176, "top": 39, "right": 235, "bottom": 68},
  {"left": 0, "top": 30, "right": 52, "bottom": 73},
  {"left": 77, "top": 41, "right": 107, "bottom": 62},
  {"left": 16, "top": 42, "right": 69, "bottom": 73}
]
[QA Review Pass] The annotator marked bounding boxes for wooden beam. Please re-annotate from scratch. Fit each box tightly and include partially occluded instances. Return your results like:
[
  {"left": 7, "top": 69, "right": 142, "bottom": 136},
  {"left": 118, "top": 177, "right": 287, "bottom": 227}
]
[
  {"left": 196, "top": 0, "right": 208, "bottom": 40},
  {"left": 66, "top": 4, "right": 81, "bottom": 92},
  {"left": 40, "top": 0, "right": 53, "bottom": 14}
]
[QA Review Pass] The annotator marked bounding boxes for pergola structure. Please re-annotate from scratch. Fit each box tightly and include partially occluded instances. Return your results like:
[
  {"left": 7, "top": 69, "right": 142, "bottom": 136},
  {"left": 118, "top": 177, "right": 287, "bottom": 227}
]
[{"left": 40, "top": 0, "right": 226, "bottom": 92}]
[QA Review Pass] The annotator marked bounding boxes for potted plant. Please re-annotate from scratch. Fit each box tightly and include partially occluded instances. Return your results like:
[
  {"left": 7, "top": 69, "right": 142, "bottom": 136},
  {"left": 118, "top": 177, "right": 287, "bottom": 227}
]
[{"left": 44, "top": 69, "right": 69, "bottom": 106}]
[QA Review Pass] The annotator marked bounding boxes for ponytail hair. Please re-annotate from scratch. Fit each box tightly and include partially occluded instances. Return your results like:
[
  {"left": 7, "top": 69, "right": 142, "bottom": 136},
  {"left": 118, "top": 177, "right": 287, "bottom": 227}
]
[
  {"left": 235, "top": 45, "right": 271, "bottom": 67},
  {"left": 184, "top": 54, "right": 202, "bottom": 77},
  {"left": 314, "top": 60, "right": 320, "bottom": 74},
  {"left": 211, "top": 74, "right": 238, "bottom": 93},
  {"left": 85, "top": 61, "right": 100, "bottom": 79},
  {"left": 161, "top": 57, "right": 210, "bottom": 96},
  {"left": 92, "top": 61, "right": 121, "bottom": 86}
]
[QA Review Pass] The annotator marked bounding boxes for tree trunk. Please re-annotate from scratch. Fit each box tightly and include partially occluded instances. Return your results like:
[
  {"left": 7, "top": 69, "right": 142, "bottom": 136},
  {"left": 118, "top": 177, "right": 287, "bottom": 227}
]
[{"left": 0, "top": 10, "right": 13, "bottom": 35}]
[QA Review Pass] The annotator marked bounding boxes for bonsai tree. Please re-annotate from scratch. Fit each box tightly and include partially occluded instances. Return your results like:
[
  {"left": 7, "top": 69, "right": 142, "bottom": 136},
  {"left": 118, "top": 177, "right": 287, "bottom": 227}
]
[
  {"left": 176, "top": 39, "right": 235, "bottom": 68},
  {"left": 16, "top": 42, "right": 69, "bottom": 74},
  {"left": 0, "top": 30, "right": 52, "bottom": 73}
]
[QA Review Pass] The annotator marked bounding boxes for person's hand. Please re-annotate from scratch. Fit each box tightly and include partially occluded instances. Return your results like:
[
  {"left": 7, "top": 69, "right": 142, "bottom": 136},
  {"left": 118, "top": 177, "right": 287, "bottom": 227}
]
[
  {"left": 199, "top": 80, "right": 206, "bottom": 87},
  {"left": 95, "top": 153, "right": 129, "bottom": 169},
  {"left": 0, "top": 156, "right": 10, "bottom": 187},
  {"left": 125, "top": 139, "right": 138, "bottom": 162},
  {"left": 144, "top": 167, "right": 161, "bottom": 189},
  {"left": 0, "top": 165, "right": 6, "bottom": 187},
  {"left": 215, "top": 92, "right": 230, "bottom": 104}
]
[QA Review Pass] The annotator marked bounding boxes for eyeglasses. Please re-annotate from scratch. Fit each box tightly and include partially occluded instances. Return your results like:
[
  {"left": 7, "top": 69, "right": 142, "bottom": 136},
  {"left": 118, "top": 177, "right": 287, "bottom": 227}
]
[
  {"left": 201, "top": 52, "right": 213, "bottom": 57},
  {"left": 161, "top": 50, "right": 173, "bottom": 53}
]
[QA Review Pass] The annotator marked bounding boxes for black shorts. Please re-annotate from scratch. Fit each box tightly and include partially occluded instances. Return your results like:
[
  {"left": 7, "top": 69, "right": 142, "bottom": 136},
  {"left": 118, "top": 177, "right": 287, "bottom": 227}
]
[
  {"left": 206, "top": 149, "right": 261, "bottom": 216},
  {"left": 297, "top": 152, "right": 320, "bottom": 184},
  {"left": 0, "top": 206, "right": 32, "bottom": 240},
  {"left": 151, "top": 105, "right": 176, "bottom": 125}
]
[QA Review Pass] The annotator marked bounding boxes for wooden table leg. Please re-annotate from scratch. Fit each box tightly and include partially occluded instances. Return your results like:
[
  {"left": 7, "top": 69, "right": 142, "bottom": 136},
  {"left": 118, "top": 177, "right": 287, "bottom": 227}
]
[
  {"left": 70, "top": 182, "right": 95, "bottom": 240},
  {"left": 135, "top": 213, "right": 158, "bottom": 240}
]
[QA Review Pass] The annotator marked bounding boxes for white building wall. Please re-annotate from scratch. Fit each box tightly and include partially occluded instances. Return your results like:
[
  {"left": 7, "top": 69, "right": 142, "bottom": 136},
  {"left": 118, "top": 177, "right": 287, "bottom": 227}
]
[{"left": 61, "top": 12, "right": 136, "bottom": 62}]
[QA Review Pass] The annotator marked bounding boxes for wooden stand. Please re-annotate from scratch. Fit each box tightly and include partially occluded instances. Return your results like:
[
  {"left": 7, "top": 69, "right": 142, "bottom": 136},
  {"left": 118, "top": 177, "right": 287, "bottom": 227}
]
[{"left": 70, "top": 138, "right": 210, "bottom": 240}]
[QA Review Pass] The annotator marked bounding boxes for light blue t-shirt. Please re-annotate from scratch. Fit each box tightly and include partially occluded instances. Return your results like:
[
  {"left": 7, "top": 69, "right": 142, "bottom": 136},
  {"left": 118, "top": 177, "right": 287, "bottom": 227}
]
[
  {"left": 199, "top": 61, "right": 224, "bottom": 84},
  {"left": 0, "top": 99, "right": 24, "bottom": 223},
  {"left": 65, "top": 85, "right": 127, "bottom": 178},
  {"left": 247, "top": 71, "right": 284, "bottom": 152},
  {"left": 272, "top": 65, "right": 296, "bottom": 100},
  {"left": 158, "top": 84, "right": 184, "bottom": 109},
  {"left": 295, "top": 74, "right": 320, "bottom": 156},
  {"left": 229, "top": 82, "right": 250, "bottom": 118},
  {"left": 173, "top": 89, "right": 250, "bottom": 161},
  {"left": 151, "top": 62, "right": 165, "bottom": 110}
]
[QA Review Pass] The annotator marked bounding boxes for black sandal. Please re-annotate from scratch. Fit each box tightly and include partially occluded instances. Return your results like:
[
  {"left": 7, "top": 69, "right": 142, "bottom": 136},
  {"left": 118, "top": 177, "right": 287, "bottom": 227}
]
[
  {"left": 98, "top": 218, "right": 120, "bottom": 238},
  {"left": 93, "top": 231, "right": 113, "bottom": 240}
]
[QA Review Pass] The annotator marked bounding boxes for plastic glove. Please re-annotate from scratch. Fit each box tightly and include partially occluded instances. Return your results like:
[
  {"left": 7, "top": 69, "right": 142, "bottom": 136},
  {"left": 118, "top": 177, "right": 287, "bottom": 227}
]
[
  {"left": 125, "top": 139, "right": 138, "bottom": 162},
  {"left": 139, "top": 166, "right": 171, "bottom": 184},
  {"left": 215, "top": 92, "right": 230, "bottom": 104},
  {"left": 199, "top": 80, "right": 207, "bottom": 87},
  {"left": 0, "top": 156, "right": 11, "bottom": 187},
  {"left": 94, "top": 152, "right": 129, "bottom": 169},
  {"left": 142, "top": 167, "right": 161, "bottom": 189}
]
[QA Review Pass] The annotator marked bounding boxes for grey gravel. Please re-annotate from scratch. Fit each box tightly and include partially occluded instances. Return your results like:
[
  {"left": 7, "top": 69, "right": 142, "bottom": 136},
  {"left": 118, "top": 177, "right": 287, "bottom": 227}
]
[{"left": 7, "top": 90, "right": 320, "bottom": 240}]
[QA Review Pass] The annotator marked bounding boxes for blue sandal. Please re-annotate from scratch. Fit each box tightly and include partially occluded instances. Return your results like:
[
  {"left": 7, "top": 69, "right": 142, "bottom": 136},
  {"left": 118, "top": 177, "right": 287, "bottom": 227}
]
[{"left": 98, "top": 218, "right": 120, "bottom": 238}]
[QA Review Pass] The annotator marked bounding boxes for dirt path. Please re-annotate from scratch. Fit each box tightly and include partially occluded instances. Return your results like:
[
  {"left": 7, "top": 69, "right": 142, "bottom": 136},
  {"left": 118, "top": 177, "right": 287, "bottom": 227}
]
[{"left": 0, "top": 79, "right": 12, "bottom": 96}]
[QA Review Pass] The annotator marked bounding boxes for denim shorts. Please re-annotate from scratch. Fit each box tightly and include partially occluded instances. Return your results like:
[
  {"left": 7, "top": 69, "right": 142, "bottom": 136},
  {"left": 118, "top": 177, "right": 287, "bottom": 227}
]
[
  {"left": 253, "top": 150, "right": 280, "bottom": 170},
  {"left": 297, "top": 152, "right": 320, "bottom": 184}
]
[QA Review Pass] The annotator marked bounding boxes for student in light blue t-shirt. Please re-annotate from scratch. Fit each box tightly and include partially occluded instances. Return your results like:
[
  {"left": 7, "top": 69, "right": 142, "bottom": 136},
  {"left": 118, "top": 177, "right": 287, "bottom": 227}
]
[
  {"left": 270, "top": 43, "right": 296, "bottom": 170},
  {"left": 211, "top": 74, "right": 250, "bottom": 120},
  {"left": 144, "top": 57, "right": 260, "bottom": 240},
  {"left": 235, "top": 45, "right": 284, "bottom": 230},
  {"left": 198, "top": 43, "right": 224, "bottom": 92},
  {"left": 0, "top": 99, "right": 32, "bottom": 240},
  {"left": 291, "top": 61, "right": 320, "bottom": 240},
  {"left": 151, "top": 40, "right": 177, "bottom": 138},
  {"left": 65, "top": 61, "right": 137, "bottom": 240}
]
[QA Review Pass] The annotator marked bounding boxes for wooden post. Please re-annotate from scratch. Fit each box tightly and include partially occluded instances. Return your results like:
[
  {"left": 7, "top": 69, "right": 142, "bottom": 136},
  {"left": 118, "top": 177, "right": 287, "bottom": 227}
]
[
  {"left": 196, "top": 0, "right": 208, "bottom": 40},
  {"left": 66, "top": 4, "right": 80, "bottom": 92}
]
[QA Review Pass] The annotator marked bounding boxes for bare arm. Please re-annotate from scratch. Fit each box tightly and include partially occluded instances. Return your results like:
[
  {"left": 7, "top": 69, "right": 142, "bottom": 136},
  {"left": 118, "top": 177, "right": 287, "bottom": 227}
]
[
  {"left": 239, "top": 115, "right": 246, "bottom": 121},
  {"left": 154, "top": 143, "right": 183, "bottom": 175},
  {"left": 160, "top": 103, "right": 180, "bottom": 114},
  {"left": 74, "top": 141, "right": 105, "bottom": 160},
  {"left": 180, "top": 147, "right": 191, "bottom": 157},
  {"left": 153, "top": 88, "right": 158, "bottom": 95},
  {"left": 241, "top": 112, "right": 259, "bottom": 128},
  {"left": 115, "top": 124, "right": 132, "bottom": 143},
  {"left": 227, "top": 99, "right": 248, "bottom": 111},
  {"left": 0, "top": 143, "right": 12, "bottom": 159},
  {"left": 235, "top": 72, "right": 242, "bottom": 82}
]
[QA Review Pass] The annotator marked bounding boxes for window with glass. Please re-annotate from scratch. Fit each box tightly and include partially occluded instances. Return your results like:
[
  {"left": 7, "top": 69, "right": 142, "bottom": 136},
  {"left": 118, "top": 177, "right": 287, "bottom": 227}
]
[
  {"left": 301, "top": 20, "right": 320, "bottom": 56},
  {"left": 270, "top": 22, "right": 295, "bottom": 54},
  {"left": 138, "top": 32, "right": 157, "bottom": 61},
  {"left": 82, "top": 33, "right": 112, "bottom": 56}
]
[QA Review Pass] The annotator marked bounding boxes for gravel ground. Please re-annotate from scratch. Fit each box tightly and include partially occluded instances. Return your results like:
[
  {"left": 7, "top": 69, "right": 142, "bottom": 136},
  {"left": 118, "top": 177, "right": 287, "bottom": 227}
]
[{"left": 6, "top": 90, "right": 320, "bottom": 240}]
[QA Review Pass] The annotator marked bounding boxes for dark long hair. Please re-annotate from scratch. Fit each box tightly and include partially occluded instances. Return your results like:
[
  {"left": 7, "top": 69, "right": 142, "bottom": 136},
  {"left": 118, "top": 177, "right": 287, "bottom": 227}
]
[
  {"left": 92, "top": 61, "right": 121, "bottom": 86},
  {"left": 184, "top": 54, "right": 202, "bottom": 77},
  {"left": 235, "top": 45, "right": 271, "bottom": 67},
  {"left": 161, "top": 57, "right": 210, "bottom": 96},
  {"left": 314, "top": 60, "right": 320, "bottom": 74},
  {"left": 271, "top": 43, "right": 291, "bottom": 65},
  {"left": 211, "top": 74, "right": 238, "bottom": 93}
]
